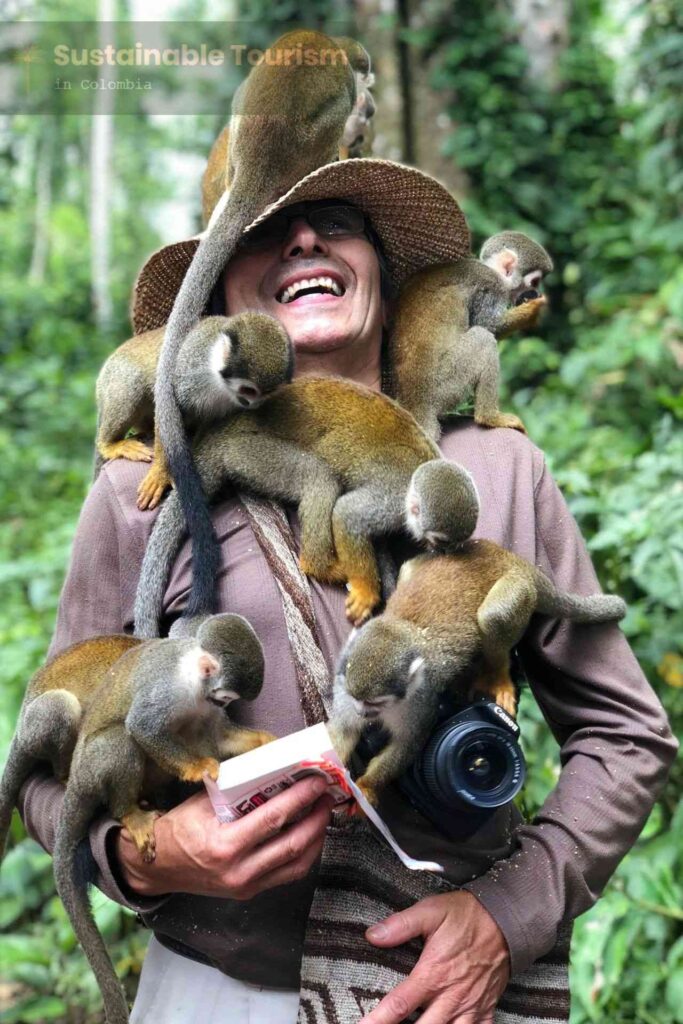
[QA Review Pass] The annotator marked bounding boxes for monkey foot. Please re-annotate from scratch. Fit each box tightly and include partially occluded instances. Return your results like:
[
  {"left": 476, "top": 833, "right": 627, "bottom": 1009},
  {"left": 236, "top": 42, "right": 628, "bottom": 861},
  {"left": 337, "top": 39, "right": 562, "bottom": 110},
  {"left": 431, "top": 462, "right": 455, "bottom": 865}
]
[
  {"left": 345, "top": 580, "right": 380, "bottom": 626},
  {"left": 121, "top": 808, "right": 162, "bottom": 863},
  {"left": 137, "top": 464, "right": 172, "bottom": 510},
  {"left": 299, "top": 553, "right": 346, "bottom": 585},
  {"left": 99, "top": 439, "right": 153, "bottom": 464},
  {"left": 476, "top": 412, "right": 527, "bottom": 435},
  {"left": 244, "top": 730, "right": 277, "bottom": 751},
  {"left": 354, "top": 775, "right": 380, "bottom": 808},
  {"left": 180, "top": 757, "right": 219, "bottom": 783}
]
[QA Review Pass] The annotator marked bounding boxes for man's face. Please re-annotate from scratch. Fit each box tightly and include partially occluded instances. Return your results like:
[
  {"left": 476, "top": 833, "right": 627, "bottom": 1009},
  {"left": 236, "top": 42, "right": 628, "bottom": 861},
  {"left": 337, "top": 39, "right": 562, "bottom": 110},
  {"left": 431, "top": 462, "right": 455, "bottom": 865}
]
[{"left": 223, "top": 203, "right": 385, "bottom": 360}]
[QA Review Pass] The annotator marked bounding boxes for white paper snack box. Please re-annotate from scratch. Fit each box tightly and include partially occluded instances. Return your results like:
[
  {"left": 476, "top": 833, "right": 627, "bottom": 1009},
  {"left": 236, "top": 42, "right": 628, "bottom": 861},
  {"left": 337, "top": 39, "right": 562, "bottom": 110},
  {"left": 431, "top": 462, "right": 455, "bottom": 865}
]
[{"left": 204, "top": 721, "right": 444, "bottom": 873}]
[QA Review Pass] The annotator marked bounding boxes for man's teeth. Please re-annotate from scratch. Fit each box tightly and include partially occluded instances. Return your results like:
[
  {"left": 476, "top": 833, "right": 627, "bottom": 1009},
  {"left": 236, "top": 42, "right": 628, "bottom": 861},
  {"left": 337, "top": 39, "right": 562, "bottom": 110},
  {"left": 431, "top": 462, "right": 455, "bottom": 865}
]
[{"left": 278, "top": 277, "right": 344, "bottom": 303}]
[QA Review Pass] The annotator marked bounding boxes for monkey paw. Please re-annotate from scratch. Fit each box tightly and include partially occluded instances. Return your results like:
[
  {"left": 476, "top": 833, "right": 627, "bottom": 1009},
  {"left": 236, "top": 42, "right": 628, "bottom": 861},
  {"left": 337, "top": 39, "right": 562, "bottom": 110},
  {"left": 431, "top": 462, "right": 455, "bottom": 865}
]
[
  {"left": 121, "top": 808, "right": 162, "bottom": 863},
  {"left": 355, "top": 775, "right": 380, "bottom": 808},
  {"left": 100, "top": 438, "right": 153, "bottom": 464},
  {"left": 299, "top": 553, "right": 346, "bottom": 585},
  {"left": 137, "top": 464, "right": 172, "bottom": 510},
  {"left": 470, "top": 680, "right": 517, "bottom": 719},
  {"left": 181, "top": 757, "right": 219, "bottom": 783},
  {"left": 345, "top": 580, "right": 379, "bottom": 626}
]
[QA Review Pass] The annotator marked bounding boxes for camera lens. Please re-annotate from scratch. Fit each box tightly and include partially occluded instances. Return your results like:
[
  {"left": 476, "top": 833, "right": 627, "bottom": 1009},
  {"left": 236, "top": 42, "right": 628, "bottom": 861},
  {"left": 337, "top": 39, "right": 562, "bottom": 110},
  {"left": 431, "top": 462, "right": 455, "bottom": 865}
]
[
  {"left": 460, "top": 739, "right": 507, "bottom": 792},
  {"left": 420, "top": 719, "right": 525, "bottom": 810}
]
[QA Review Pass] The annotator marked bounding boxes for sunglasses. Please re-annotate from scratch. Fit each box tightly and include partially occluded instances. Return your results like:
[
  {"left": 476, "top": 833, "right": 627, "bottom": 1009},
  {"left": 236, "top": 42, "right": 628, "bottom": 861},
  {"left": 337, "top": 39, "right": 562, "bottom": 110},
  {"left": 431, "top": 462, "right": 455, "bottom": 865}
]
[{"left": 238, "top": 202, "right": 368, "bottom": 253}]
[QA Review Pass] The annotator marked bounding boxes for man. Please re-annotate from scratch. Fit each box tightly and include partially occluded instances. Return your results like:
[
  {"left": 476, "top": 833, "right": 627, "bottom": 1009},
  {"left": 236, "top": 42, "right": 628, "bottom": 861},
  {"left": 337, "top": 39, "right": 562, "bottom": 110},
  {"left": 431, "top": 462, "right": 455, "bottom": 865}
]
[{"left": 20, "top": 159, "right": 677, "bottom": 1023}]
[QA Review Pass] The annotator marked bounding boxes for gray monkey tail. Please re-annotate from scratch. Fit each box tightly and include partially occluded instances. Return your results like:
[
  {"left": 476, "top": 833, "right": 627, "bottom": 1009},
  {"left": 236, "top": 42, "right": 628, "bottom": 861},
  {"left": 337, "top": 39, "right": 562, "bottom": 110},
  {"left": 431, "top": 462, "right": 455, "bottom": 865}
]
[
  {"left": 533, "top": 570, "right": 627, "bottom": 623},
  {"left": 0, "top": 737, "right": 34, "bottom": 863},
  {"left": 53, "top": 786, "right": 129, "bottom": 1024},
  {"left": 133, "top": 491, "right": 187, "bottom": 638},
  {"left": 154, "top": 194, "right": 255, "bottom": 623}
]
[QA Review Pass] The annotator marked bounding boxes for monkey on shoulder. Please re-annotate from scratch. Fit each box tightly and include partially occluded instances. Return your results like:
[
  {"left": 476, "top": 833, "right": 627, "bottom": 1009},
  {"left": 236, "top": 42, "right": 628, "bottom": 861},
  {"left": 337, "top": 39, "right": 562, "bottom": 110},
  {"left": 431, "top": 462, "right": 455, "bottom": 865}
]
[
  {"left": 391, "top": 231, "right": 553, "bottom": 441},
  {"left": 95, "top": 312, "right": 294, "bottom": 509}
]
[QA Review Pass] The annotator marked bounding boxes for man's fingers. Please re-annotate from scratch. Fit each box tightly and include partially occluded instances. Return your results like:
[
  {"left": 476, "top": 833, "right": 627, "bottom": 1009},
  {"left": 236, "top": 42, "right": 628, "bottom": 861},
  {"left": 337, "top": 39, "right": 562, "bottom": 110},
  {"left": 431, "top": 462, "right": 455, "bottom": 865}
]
[
  {"left": 416, "top": 1001, "right": 495, "bottom": 1024},
  {"left": 237, "top": 822, "right": 328, "bottom": 896},
  {"left": 226, "top": 776, "right": 331, "bottom": 851},
  {"left": 366, "top": 898, "right": 445, "bottom": 947},
  {"left": 237, "top": 795, "right": 332, "bottom": 883},
  {"left": 360, "top": 974, "right": 427, "bottom": 1024}
]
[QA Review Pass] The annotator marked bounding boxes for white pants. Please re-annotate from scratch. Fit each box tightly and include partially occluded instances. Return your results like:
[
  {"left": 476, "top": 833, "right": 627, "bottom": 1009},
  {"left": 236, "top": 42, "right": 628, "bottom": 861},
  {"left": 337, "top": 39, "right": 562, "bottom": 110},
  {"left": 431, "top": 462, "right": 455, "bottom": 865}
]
[{"left": 130, "top": 936, "right": 300, "bottom": 1023}]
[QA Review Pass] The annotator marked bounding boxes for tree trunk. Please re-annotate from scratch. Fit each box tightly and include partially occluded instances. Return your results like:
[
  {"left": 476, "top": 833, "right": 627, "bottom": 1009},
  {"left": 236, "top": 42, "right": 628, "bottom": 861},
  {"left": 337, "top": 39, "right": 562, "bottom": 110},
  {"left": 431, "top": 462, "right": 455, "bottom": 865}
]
[
  {"left": 90, "top": 0, "right": 115, "bottom": 328},
  {"left": 28, "top": 117, "right": 54, "bottom": 285}
]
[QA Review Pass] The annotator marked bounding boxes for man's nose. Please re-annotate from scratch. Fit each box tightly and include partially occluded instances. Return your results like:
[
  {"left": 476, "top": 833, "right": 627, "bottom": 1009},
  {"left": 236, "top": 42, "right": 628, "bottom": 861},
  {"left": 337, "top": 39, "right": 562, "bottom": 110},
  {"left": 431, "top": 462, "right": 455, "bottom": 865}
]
[{"left": 282, "top": 218, "right": 329, "bottom": 259}]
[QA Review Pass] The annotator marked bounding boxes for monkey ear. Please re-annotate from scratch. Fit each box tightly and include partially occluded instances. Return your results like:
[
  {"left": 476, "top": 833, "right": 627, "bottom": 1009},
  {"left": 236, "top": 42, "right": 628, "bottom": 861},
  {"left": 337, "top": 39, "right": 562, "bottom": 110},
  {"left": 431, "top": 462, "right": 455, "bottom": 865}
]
[{"left": 490, "top": 248, "right": 518, "bottom": 280}]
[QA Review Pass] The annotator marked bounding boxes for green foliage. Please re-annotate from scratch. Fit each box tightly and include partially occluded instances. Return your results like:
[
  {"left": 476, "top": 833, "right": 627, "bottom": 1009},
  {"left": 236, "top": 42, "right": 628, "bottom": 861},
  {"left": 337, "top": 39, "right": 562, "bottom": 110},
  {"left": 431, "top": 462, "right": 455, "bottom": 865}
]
[
  {"left": 418, "top": 1, "right": 683, "bottom": 1017},
  {"left": 1, "top": 0, "right": 682, "bottom": 1020},
  {"left": 0, "top": 838, "right": 147, "bottom": 1022}
]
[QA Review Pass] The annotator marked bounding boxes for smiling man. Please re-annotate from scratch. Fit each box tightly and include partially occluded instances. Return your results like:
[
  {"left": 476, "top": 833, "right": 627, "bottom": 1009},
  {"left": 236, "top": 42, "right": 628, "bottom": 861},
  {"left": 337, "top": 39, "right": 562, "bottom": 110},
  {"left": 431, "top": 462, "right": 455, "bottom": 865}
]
[{"left": 18, "top": 158, "right": 677, "bottom": 1024}]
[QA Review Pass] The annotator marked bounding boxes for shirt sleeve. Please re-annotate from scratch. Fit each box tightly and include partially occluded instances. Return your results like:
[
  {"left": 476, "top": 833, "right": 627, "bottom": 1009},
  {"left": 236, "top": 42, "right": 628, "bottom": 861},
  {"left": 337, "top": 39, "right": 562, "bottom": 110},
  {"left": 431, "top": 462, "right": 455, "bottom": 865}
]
[
  {"left": 19, "top": 472, "right": 169, "bottom": 914},
  {"left": 462, "top": 456, "right": 679, "bottom": 975}
]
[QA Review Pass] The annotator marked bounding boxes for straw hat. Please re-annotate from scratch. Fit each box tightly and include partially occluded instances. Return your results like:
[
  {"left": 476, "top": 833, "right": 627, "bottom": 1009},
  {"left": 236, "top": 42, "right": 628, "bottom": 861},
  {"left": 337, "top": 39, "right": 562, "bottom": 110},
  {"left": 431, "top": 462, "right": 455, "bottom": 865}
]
[{"left": 131, "top": 158, "right": 471, "bottom": 336}]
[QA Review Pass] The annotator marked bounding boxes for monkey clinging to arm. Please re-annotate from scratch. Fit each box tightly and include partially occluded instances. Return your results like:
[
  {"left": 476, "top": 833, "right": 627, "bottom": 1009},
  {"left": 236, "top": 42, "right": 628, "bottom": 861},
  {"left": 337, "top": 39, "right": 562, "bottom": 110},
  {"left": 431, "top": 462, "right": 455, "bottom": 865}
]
[
  {"left": 0, "top": 634, "right": 141, "bottom": 864},
  {"left": 153, "top": 30, "right": 370, "bottom": 624},
  {"left": 94, "top": 312, "right": 293, "bottom": 510},
  {"left": 390, "top": 231, "right": 553, "bottom": 441},
  {"left": 48, "top": 613, "right": 271, "bottom": 1024},
  {"left": 329, "top": 460, "right": 626, "bottom": 806}
]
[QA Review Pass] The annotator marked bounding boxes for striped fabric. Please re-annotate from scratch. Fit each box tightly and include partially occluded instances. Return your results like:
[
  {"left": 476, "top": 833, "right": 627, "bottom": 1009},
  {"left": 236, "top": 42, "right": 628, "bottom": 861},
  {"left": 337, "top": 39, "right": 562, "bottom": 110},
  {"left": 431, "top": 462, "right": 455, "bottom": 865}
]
[{"left": 240, "top": 497, "right": 571, "bottom": 1024}]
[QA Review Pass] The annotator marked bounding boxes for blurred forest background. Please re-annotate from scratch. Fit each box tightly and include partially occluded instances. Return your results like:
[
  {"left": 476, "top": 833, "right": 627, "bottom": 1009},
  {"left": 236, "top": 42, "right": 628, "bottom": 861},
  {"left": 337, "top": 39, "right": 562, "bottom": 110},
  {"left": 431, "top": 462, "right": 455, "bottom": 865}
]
[{"left": 1, "top": 0, "right": 682, "bottom": 1021}]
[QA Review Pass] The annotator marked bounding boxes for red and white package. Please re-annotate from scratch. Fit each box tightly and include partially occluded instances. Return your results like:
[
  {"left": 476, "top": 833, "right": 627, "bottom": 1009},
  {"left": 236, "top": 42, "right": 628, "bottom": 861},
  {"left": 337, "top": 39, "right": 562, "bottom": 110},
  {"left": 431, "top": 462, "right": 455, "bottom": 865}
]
[{"left": 204, "top": 722, "right": 443, "bottom": 873}]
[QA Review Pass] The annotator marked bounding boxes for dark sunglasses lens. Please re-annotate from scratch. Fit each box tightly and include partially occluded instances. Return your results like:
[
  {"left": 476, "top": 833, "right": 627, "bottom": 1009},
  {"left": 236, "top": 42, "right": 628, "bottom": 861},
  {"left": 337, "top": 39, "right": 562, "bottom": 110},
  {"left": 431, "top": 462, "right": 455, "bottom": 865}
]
[
  {"left": 309, "top": 206, "right": 366, "bottom": 236},
  {"left": 240, "top": 215, "right": 289, "bottom": 251}
]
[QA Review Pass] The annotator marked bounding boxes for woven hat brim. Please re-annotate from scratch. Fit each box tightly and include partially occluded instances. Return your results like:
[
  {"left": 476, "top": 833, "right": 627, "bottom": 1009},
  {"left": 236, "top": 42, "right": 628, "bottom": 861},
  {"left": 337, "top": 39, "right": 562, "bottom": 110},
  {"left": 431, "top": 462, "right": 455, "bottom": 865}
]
[{"left": 131, "top": 158, "right": 470, "bottom": 336}]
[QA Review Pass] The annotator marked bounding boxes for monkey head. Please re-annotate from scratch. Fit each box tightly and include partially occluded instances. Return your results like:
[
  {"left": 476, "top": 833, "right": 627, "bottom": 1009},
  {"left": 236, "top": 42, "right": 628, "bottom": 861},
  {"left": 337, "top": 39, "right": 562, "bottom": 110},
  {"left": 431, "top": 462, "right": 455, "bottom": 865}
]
[
  {"left": 479, "top": 231, "right": 553, "bottom": 302},
  {"left": 174, "top": 313, "right": 294, "bottom": 420},
  {"left": 194, "top": 613, "right": 265, "bottom": 704},
  {"left": 336, "top": 619, "right": 427, "bottom": 721},
  {"left": 405, "top": 460, "right": 479, "bottom": 551}
]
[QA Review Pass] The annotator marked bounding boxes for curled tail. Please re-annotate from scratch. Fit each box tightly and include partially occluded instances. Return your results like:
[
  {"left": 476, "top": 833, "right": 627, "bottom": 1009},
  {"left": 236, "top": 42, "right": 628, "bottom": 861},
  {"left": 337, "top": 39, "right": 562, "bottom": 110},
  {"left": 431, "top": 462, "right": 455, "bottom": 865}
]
[
  {"left": 134, "top": 491, "right": 187, "bottom": 638},
  {"left": 534, "top": 570, "right": 627, "bottom": 623},
  {"left": 53, "top": 786, "right": 129, "bottom": 1024},
  {"left": 0, "top": 737, "right": 35, "bottom": 863},
  {"left": 154, "top": 193, "right": 255, "bottom": 622}
]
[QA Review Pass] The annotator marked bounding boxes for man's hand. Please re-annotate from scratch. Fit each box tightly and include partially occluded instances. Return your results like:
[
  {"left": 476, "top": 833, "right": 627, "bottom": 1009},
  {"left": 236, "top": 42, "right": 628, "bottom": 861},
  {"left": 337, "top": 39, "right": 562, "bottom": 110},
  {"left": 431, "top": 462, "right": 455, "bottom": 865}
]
[
  {"left": 115, "top": 775, "right": 334, "bottom": 900},
  {"left": 361, "top": 891, "right": 510, "bottom": 1024}
]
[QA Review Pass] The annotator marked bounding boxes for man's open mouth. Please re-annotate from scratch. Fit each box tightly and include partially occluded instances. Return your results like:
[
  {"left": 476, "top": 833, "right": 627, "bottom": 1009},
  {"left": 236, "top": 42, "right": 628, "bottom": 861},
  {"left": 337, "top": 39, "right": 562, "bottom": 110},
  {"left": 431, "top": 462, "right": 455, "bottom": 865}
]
[{"left": 276, "top": 275, "right": 346, "bottom": 304}]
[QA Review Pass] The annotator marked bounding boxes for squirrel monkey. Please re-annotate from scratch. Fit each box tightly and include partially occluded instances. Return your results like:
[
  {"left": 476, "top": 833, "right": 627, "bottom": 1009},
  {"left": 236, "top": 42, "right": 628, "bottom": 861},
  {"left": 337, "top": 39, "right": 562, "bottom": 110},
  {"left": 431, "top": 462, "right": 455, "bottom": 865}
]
[
  {"left": 38, "top": 614, "right": 270, "bottom": 1024},
  {"left": 133, "top": 379, "right": 470, "bottom": 637},
  {"left": 154, "top": 30, "right": 370, "bottom": 625},
  {"left": 391, "top": 231, "right": 553, "bottom": 441},
  {"left": 201, "top": 38, "right": 375, "bottom": 224},
  {"left": 0, "top": 634, "right": 141, "bottom": 861},
  {"left": 329, "top": 460, "right": 626, "bottom": 806},
  {"left": 94, "top": 313, "right": 293, "bottom": 510}
]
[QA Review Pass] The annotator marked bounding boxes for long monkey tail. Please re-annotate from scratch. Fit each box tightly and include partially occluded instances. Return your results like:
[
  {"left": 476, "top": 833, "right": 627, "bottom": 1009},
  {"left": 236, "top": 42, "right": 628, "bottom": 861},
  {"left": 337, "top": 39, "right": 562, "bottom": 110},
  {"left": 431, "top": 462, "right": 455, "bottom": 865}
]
[
  {"left": 533, "top": 570, "right": 627, "bottom": 623},
  {"left": 134, "top": 490, "right": 186, "bottom": 638},
  {"left": 0, "top": 737, "right": 34, "bottom": 864},
  {"left": 53, "top": 786, "right": 130, "bottom": 1024},
  {"left": 154, "top": 192, "right": 257, "bottom": 621}
]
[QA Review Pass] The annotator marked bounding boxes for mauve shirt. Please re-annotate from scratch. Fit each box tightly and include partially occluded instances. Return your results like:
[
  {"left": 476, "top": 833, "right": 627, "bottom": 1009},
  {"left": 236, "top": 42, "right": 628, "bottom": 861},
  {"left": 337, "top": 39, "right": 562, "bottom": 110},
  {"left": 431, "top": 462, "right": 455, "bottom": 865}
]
[{"left": 19, "top": 420, "right": 678, "bottom": 987}]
